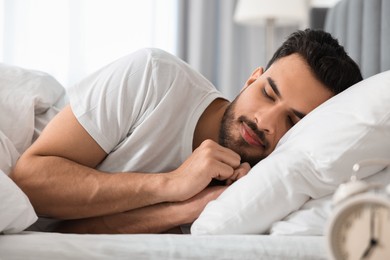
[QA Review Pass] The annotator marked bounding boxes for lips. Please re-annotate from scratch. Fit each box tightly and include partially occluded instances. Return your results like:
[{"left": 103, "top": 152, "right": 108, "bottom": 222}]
[{"left": 240, "top": 122, "right": 264, "bottom": 147}]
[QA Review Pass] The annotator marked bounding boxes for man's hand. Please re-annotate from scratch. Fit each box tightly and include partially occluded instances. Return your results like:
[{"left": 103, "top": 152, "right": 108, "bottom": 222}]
[
  {"left": 167, "top": 139, "right": 250, "bottom": 202},
  {"left": 226, "top": 162, "right": 251, "bottom": 186}
]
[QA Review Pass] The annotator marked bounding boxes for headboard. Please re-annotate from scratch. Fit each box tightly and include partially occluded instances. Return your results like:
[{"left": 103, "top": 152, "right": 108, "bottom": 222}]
[{"left": 324, "top": 0, "right": 390, "bottom": 78}]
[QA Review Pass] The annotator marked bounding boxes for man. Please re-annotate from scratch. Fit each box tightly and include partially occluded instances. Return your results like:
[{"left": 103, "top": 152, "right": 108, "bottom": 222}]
[{"left": 10, "top": 29, "right": 362, "bottom": 234}]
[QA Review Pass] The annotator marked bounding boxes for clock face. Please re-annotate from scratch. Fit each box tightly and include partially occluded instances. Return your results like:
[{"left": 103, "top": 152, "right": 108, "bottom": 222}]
[{"left": 328, "top": 196, "right": 390, "bottom": 260}]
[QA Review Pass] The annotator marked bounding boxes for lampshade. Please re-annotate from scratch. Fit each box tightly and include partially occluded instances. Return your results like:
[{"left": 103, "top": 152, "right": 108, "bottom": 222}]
[{"left": 234, "top": 0, "right": 308, "bottom": 26}]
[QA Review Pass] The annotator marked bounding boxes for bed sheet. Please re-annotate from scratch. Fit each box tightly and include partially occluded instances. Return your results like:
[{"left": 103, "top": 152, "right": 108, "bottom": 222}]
[{"left": 0, "top": 231, "right": 326, "bottom": 260}]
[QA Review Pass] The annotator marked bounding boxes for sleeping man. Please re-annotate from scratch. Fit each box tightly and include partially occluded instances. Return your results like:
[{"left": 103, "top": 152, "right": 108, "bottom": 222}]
[{"left": 10, "top": 29, "right": 362, "bottom": 234}]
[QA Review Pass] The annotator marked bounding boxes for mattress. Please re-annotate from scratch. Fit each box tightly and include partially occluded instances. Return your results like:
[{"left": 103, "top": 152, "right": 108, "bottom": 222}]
[{"left": 0, "top": 232, "right": 327, "bottom": 260}]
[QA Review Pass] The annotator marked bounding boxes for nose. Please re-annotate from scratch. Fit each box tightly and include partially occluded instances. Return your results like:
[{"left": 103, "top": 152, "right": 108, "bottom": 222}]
[{"left": 255, "top": 105, "right": 286, "bottom": 136}]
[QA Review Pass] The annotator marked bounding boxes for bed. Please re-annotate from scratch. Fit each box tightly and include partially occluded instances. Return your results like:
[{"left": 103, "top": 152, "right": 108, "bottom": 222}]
[
  {"left": 1, "top": 0, "right": 389, "bottom": 259},
  {"left": 0, "top": 232, "right": 326, "bottom": 260}
]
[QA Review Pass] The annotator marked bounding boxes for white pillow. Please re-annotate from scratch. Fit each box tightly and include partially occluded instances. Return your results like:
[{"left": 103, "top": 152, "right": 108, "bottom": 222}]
[
  {"left": 0, "top": 63, "right": 66, "bottom": 154},
  {"left": 191, "top": 70, "right": 390, "bottom": 235},
  {"left": 270, "top": 195, "right": 333, "bottom": 236},
  {"left": 0, "top": 131, "right": 37, "bottom": 234},
  {"left": 270, "top": 166, "right": 390, "bottom": 236},
  {"left": 0, "top": 64, "right": 63, "bottom": 234},
  {"left": 0, "top": 130, "right": 20, "bottom": 175},
  {"left": 0, "top": 167, "right": 38, "bottom": 233}
]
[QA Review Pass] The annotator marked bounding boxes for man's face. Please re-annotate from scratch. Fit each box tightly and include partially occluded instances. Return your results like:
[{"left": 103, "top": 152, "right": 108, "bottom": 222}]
[{"left": 219, "top": 54, "right": 333, "bottom": 166}]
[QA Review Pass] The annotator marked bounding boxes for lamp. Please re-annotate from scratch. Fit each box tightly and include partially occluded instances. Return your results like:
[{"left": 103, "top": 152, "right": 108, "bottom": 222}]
[{"left": 234, "top": 0, "right": 308, "bottom": 61}]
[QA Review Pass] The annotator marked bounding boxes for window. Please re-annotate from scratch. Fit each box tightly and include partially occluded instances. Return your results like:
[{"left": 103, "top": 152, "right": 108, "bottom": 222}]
[{"left": 0, "top": 0, "right": 178, "bottom": 87}]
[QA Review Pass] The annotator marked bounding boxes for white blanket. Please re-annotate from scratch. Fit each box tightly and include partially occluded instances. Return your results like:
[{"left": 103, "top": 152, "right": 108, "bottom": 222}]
[{"left": 0, "top": 232, "right": 327, "bottom": 260}]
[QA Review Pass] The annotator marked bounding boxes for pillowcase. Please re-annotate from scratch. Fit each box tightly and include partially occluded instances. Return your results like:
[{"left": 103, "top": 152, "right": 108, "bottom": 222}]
[
  {"left": 0, "top": 169, "right": 38, "bottom": 234},
  {"left": 269, "top": 165, "right": 390, "bottom": 235},
  {"left": 269, "top": 195, "right": 333, "bottom": 236},
  {"left": 0, "top": 63, "right": 65, "bottom": 234},
  {"left": 0, "top": 130, "right": 20, "bottom": 175},
  {"left": 191, "top": 70, "right": 390, "bottom": 235},
  {"left": 0, "top": 133, "right": 37, "bottom": 233},
  {"left": 0, "top": 63, "right": 66, "bottom": 154}
]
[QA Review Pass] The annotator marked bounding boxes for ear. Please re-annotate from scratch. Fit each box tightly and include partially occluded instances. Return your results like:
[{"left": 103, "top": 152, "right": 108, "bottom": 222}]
[{"left": 243, "top": 67, "right": 264, "bottom": 90}]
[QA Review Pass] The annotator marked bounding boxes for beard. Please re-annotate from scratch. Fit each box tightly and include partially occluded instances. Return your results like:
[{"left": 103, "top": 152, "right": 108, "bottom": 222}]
[{"left": 218, "top": 98, "right": 266, "bottom": 167}]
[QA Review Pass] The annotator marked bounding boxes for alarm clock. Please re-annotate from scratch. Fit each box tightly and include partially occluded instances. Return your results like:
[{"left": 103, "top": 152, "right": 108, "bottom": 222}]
[{"left": 327, "top": 159, "right": 390, "bottom": 260}]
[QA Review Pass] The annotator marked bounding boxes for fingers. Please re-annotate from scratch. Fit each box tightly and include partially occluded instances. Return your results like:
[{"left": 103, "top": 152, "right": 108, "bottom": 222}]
[
  {"left": 196, "top": 140, "right": 251, "bottom": 182},
  {"left": 211, "top": 160, "right": 235, "bottom": 180},
  {"left": 225, "top": 162, "right": 251, "bottom": 186},
  {"left": 169, "top": 140, "right": 246, "bottom": 202},
  {"left": 236, "top": 162, "right": 251, "bottom": 179},
  {"left": 197, "top": 139, "right": 241, "bottom": 169}
]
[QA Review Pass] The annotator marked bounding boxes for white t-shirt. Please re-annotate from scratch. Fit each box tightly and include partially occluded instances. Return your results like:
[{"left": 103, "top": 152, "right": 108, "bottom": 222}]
[{"left": 68, "top": 48, "right": 224, "bottom": 173}]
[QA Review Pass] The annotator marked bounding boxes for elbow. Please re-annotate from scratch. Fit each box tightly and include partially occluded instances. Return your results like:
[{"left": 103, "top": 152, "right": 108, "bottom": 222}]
[
  {"left": 10, "top": 154, "right": 38, "bottom": 193},
  {"left": 9, "top": 154, "right": 51, "bottom": 217},
  {"left": 10, "top": 155, "right": 36, "bottom": 196}
]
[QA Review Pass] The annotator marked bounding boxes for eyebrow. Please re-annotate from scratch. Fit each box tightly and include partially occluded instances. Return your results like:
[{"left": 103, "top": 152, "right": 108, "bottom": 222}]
[{"left": 267, "top": 77, "right": 306, "bottom": 119}]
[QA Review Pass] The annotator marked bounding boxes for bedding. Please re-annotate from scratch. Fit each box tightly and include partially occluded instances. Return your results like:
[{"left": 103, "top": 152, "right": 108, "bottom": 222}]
[
  {"left": 192, "top": 70, "right": 390, "bottom": 235},
  {"left": 0, "top": 64, "right": 65, "bottom": 234},
  {"left": 0, "top": 232, "right": 327, "bottom": 260},
  {"left": 0, "top": 120, "right": 38, "bottom": 234},
  {"left": 0, "top": 63, "right": 66, "bottom": 154},
  {"left": 270, "top": 166, "right": 390, "bottom": 236},
  {"left": 0, "top": 168, "right": 37, "bottom": 234},
  {"left": 0, "top": 130, "right": 19, "bottom": 175}
]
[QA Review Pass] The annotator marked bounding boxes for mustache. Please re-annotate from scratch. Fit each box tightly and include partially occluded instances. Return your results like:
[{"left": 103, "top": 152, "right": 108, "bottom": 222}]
[{"left": 238, "top": 115, "right": 268, "bottom": 148}]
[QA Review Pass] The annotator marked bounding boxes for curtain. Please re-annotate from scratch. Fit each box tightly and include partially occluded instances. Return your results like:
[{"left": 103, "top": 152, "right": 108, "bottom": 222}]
[
  {"left": 177, "top": 0, "right": 300, "bottom": 100},
  {"left": 0, "top": 0, "right": 178, "bottom": 88}
]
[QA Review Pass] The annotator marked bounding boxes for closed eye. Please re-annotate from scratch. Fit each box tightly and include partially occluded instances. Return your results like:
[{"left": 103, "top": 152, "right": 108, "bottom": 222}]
[
  {"left": 262, "top": 87, "right": 275, "bottom": 101},
  {"left": 287, "top": 115, "right": 295, "bottom": 127}
]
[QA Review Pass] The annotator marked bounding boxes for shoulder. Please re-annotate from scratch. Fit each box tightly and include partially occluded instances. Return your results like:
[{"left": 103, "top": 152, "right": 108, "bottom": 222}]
[
  {"left": 128, "top": 48, "right": 181, "bottom": 65},
  {"left": 131, "top": 48, "right": 194, "bottom": 72},
  {"left": 138, "top": 48, "right": 210, "bottom": 84},
  {"left": 124, "top": 48, "right": 218, "bottom": 94}
]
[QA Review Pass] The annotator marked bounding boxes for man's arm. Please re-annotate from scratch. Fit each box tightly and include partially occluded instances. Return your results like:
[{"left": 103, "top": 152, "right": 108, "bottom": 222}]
[
  {"left": 55, "top": 185, "right": 227, "bottom": 234},
  {"left": 10, "top": 105, "right": 243, "bottom": 219}
]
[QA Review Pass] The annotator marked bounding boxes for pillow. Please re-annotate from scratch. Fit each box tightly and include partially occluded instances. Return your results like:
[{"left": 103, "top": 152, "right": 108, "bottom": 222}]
[
  {"left": 0, "top": 64, "right": 63, "bottom": 234},
  {"left": 0, "top": 130, "right": 20, "bottom": 175},
  {"left": 0, "top": 63, "right": 66, "bottom": 154},
  {"left": 0, "top": 131, "right": 37, "bottom": 234},
  {"left": 0, "top": 167, "right": 38, "bottom": 233},
  {"left": 191, "top": 70, "right": 390, "bottom": 235},
  {"left": 269, "top": 166, "right": 390, "bottom": 236},
  {"left": 270, "top": 195, "right": 333, "bottom": 236}
]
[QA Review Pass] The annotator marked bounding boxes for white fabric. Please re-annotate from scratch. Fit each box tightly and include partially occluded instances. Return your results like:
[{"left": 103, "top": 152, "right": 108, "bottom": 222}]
[
  {"left": 270, "top": 195, "right": 333, "bottom": 236},
  {"left": 191, "top": 70, "right": 390, "bottom": 235},
  {"left": 68, "top": 48, "right": 223, "bottom": 173},
  {"left": 0, "top": 63, "right": 66, "bottom": 154},
  {"left": 0, "top": 63, "right": 66, "bottom": 234},
  {"left": 0, "top": 170, "right": 37, "bottom": 234},
  {"left": 270, "top": 166, "right": 390, "bottom": 236},
  {"left": 0, "top": 232, "right": 326, "bottom": 260},
  {"left": 0, "top": 131, "right": 20, "bottom": 175}
]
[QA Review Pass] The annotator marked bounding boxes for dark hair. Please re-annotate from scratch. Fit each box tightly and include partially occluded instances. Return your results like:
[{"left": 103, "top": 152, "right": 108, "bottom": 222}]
[{"left": 266, "top": 29, "right": 363, "bottom": 94}]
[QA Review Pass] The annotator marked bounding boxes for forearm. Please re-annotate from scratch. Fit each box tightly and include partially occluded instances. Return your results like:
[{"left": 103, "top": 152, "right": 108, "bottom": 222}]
[
  {"left": 55, "top": 185, "right": 226, "bottom": 234},
  {"left": 10, "top": 154, "right": 172, "bottom": 220},
  {"left": 56, "top": 201, "right": 193, "bottom": 234}
]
